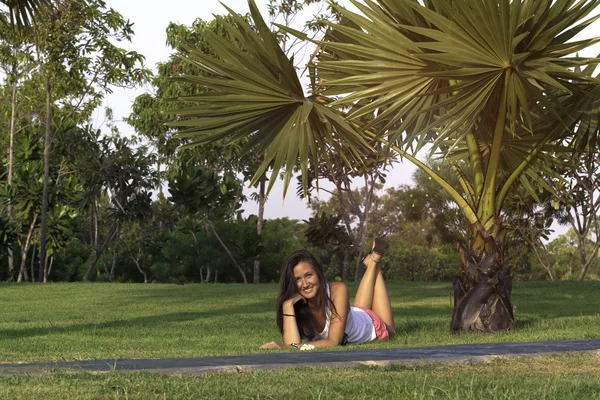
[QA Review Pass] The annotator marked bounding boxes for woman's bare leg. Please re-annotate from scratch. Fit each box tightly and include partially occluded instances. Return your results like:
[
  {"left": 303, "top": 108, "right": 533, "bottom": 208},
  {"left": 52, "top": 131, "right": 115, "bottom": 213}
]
[
  {"left": 353, "top": 254, "right": 378, "bottom": 310},
  {"left": 371, "top": 265, "right": 395, "bottom": 331},
  {"left": 353, "top": 252, "right": 395, "bottom": 331}
]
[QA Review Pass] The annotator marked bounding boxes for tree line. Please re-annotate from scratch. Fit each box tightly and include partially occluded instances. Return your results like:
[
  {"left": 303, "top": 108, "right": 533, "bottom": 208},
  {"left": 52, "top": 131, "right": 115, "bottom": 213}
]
[{"left": 0, "top": 0, "right": 598, "bottom": 301}]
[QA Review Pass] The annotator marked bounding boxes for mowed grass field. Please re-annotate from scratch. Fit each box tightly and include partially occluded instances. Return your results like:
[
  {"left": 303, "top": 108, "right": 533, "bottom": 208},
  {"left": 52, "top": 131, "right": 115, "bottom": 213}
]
[
  {"left": 2, "top": 354, "right": 600, "bottom": 399},
  {"left": 0, "top": 281, "right": 598, "bottom": 362},
  {"left": 0, "top": 281, "right": 599, "bottom": 399}
]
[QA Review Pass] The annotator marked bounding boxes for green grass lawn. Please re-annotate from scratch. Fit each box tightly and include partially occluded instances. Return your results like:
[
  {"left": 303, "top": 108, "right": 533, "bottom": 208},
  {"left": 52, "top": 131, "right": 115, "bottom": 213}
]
[
  {"left": 0, "top": 281, "right": 599, "bottom": 399},
  {"left": 0, "top": 281, "right": 598, "bottom": 362},
  {"left": 1, "top": 354, "right": 599, "bottom": 399}
]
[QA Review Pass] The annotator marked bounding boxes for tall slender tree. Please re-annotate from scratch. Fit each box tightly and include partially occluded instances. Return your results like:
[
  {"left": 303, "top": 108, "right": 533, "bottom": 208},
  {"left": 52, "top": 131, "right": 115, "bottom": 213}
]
[
  {"left": 31, "top": 0, "right": 148, "bottom": 280},
  {"left": 0, "top": 16, "right": 36, "bottom": 278}
]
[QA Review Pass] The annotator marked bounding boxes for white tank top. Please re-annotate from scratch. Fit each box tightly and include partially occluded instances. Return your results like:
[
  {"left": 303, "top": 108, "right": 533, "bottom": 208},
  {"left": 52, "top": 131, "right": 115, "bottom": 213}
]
[{"left": 312, "top": 284, "right": 376, "bottom": 345}]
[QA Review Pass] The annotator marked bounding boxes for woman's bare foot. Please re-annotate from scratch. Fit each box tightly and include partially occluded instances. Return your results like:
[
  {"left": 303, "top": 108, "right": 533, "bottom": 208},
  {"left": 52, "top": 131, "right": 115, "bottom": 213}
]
[
  {"left": 372, "top": 237, "right": 389, "bottom": 256},
  {"left": 363, "top": 238, "right": 387, "bottom": 266}
]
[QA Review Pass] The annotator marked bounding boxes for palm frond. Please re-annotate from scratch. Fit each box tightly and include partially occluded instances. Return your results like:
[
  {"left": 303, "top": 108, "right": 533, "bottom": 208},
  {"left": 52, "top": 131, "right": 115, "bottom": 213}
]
[
  {"left": 168, "top": 0, "right": 371, "bottom": 196},
  {"left": 0, "top": 0, "right": 52, "bottom": 27},
  {"left": 317, "top": 0, "right": 600, "bottom": 156}
]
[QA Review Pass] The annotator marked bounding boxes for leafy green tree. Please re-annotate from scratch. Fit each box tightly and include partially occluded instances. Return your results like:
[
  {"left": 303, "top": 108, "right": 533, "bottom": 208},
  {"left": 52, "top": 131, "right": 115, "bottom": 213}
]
[
  {"left": 1, "top": 113, "right": 85, "bottom": 282},
  {"left": 301, "top": 147, "right": 391, "bottom": 280},
  {"left": 304, "top": 211, "right": 354, "bottom": 280},
  {"left": 260, "top": 217, "right": 307, "bottom": 281},
  {"left": 1, "top": 129, "right": 42, "bottom": 282},
  {"left": 0, "top": 11, "right": 38, "bottom": 277},
  {"left": 120, "top": 219, "right": 160, "bottom": 283},
  {"left": 0, "top": 207, "right": 14, "bottom": 253},
  {"left": 367, "top": 163, "right": 466, "bottom": 248},
  {"left": 80, "top": 134, "right": 156, "bottom": 282},
  {"left": 120, "top": 194, "right": 174, "bottom": 283},
  {"left": 505, "top": 191, "right": 557, "bottom": 280},
  {"left": 507, "top": 119, "right": 600, "bottom": 281},
  {"left": 173, "top": 0, "right": 600, "bottom": 332},
  {"left": 545, "top": 229, "right": 600, "bottom": 280},
  {"left": 31, "top": 0, "right": 148, "bottom": 279},
  {"left": 553, "top": 147, "right": 600, "bottom": 281},
  {"left": 168, "top": 162, "right": 248, "bottom": 283},
  {"left": 227, "top": 215, "right": 262, "bottom": 281},
  {"left": 126, "top": 15, "right": 274, "bottom": 284},
  {"left": 384, "top": 242, "right": 458, "bottom": 281}
]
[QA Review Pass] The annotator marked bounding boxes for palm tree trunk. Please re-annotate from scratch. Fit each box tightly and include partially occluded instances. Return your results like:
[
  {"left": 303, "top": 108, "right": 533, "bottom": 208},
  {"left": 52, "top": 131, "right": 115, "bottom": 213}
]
[
  {"left": 451, "top": 220, "right": 515, "bottom": 332},
  {"left": 207, "top": 222, "right": 247, "bottom": 283},
  {"left": 253, "top": 177, "right": 266, "bottom": 284}
]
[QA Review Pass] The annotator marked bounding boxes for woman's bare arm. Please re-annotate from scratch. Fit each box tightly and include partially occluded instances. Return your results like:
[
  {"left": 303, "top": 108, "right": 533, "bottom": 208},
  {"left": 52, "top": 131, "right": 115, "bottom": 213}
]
[
  {"left": 260, "top": 294, "right": 304, "bottom": 349},
  {"left": 281, "top": 294, "right": 303, "bottom": 345}
]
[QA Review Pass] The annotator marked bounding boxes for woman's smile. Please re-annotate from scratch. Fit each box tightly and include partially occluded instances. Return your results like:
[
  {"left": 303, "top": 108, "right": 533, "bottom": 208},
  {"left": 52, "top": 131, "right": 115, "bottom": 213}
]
[
  {"left": 294, "top": 262, "right": 320, "bottom": 299},
  {"left": 302, "top": 285, "right": 314, "bottom": 294}
]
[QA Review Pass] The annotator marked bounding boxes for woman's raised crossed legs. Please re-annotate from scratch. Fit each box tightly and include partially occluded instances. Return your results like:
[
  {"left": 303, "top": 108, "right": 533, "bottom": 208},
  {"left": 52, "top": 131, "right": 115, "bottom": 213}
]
[{"left": 353, "top": 240, "right": 395, "bottom": 332}]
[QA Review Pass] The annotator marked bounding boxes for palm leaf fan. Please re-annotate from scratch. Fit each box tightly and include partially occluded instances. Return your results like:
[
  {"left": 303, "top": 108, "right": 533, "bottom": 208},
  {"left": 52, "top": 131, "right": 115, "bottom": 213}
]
[{"left": 168, "top": 0, "right": 371, "bottom": 196}]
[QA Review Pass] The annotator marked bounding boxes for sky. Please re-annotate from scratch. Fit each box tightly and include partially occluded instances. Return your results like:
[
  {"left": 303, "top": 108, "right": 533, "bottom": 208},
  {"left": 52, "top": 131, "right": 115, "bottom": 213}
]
[{"left": 99, "top": 0, "right": 599, "bottom": 238}]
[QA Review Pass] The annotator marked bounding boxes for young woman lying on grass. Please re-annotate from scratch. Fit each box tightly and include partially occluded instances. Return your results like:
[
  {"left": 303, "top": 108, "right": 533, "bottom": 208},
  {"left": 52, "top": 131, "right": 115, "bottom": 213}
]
[{"left": 260, "top": 238, "right": 395, "bottom": 351}]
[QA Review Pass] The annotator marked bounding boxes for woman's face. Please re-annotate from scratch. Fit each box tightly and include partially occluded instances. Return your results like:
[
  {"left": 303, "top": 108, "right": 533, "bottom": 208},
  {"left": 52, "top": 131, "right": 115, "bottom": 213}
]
[{"left": 293, "top": 261, "right": 320, "bottom": 300}]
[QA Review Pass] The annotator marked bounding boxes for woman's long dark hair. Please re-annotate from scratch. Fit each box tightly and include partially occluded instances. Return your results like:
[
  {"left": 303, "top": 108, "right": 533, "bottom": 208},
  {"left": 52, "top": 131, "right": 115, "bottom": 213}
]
[{"left": 276, "top": 250, "right": 338, "bottom": 340}]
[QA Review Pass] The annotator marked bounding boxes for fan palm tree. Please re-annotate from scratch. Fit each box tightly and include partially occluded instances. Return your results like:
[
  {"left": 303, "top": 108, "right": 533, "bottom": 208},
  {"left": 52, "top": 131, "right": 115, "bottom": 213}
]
[
  {"left": 0, "top": 0, "right": 52, "bottom": 27},
  {"left": 170, "top": 0, "right": 600, "bottom": 332}
]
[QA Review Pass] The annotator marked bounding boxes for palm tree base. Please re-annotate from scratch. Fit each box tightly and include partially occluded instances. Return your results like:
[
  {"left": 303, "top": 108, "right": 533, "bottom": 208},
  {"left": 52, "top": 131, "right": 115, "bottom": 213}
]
[
  {"left": 450, "top": 226, "right": 516, "bottom": 333},
  {"left": 451, "top": 271, "right": 515, "bottom": 332}
]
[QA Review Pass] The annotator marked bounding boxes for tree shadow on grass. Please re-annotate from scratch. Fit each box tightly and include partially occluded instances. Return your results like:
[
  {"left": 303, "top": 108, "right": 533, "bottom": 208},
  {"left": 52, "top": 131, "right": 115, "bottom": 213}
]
[
  {"left": 126, "top": 286, "right": 276, "bottom": 303},
  {"left": 394, "top": 319, "right": 449, "bottom": 336},
  {"left": 514, "top": 317, "right": 541, "bottom": 329},
  {"left": 359, "top": 282, "right": 453, "bottom": 303},
  {"left": 0, "top": 299, "right": 274, "bottom": 341},
  {"left": 393, "top": 304, "right": 452, "bottom": 319}
]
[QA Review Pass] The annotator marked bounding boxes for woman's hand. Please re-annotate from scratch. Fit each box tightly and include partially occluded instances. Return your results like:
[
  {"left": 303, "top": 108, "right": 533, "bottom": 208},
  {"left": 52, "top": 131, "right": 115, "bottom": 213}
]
[
  {"left": 283, "top": 293, "right": 305, "bottom": 310},
  {"left": 260, "top": 341, "right": 283, "bottom": 349}
]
